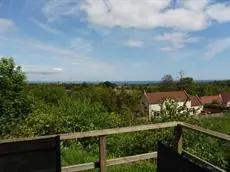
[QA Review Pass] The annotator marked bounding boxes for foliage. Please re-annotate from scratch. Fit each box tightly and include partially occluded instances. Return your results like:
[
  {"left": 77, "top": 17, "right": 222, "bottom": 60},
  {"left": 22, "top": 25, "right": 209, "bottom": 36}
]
[
  {"left": 151, "top": 99, "right": 229, "bottom": 170},
  {"left": 151, "top": 99, "right": 196, "bottom": 123},
  {"left": 183, "top": 116, "right": 230, "bottom": 170},
  {"left": 30, "top": 85, "right": 68, "bottom": 104},
  {"left": 159, "top": 74, "right": 176, "bottom": 91},
  {"left": 177, "top": 77, "right": 195, "bottom": 95},
  {"left": 0, "top": 57, "right": 32, "bottom": 136},
  {"left": 11, "top": 99, "right": 121, "bottom": 137}
]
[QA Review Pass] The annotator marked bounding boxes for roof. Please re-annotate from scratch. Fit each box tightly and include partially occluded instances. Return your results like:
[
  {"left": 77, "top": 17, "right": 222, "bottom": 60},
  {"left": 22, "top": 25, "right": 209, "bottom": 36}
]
[
  {"left": 221, "top": 93, "right": 230, "bottom": 104},
  {"left": 191, "top": 96, "right": 203, "bottom": 107},
  {"left": 199, "top": 95, "right": 222, "bottom": 104},
  {"left": 145, "top": 91, "right": 190, "bottom": 104}
]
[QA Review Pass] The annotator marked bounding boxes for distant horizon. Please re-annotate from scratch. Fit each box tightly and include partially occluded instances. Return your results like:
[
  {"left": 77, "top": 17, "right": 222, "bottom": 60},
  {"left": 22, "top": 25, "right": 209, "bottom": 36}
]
[{"left": 27, "top": 79, "right": 230, "bottom": 84}]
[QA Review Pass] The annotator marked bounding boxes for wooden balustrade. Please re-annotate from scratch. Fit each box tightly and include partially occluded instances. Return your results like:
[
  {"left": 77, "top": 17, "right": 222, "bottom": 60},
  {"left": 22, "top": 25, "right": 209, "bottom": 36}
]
[
  {"left": 1, "top": 121, "right": 229, "bottom": 172},
  {"left": 60, "top": 121, "right": 230, "bottom": 172}
]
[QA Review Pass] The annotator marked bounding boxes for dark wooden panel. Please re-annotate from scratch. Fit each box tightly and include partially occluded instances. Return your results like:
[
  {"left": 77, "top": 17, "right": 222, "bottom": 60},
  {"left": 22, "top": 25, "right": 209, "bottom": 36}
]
[
  {"left": 0, "top": 135, "right": 60, "bottom": 172},
  {"left": 157, "top": 141, "right": 181, "bottom": 172},
  {"left": 157, "top": 141, "right": 215, "bottom": 172}
]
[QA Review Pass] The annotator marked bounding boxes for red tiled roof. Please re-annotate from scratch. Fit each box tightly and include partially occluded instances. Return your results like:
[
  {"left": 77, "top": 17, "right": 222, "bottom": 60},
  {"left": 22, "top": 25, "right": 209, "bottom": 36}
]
[
  {"left": 191, "top": 96, "right": 203, "bottom": 107},
  {"left": 221, "top": 93, "right": 230, "bottom": 104},
  {"left": 200, "top": 95, "right": 222, "bottom": 104},
  {"left": 145, "top": 91, "right": 190, "bottom": 104}
]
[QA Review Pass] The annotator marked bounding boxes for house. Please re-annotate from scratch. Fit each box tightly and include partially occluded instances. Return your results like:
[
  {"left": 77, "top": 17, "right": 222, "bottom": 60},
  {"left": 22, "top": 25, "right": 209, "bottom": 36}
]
[
  {"left": 220, "top": 93, "right": 230, "bottom": 107},
  {"left": 191, "top": 96, "right": 203, "bottom": 114},
  {"left": 199, "top": 93, "right": 230, "bottom": 107},
  {"left": 143, "top": 91, "right": 203, "bottom": 118},
  {"left": 143, "top": 91, "right": 204, "bottom": 117},
  {"left": 199, "top": 95, "right": 222, "bottom": 105}
]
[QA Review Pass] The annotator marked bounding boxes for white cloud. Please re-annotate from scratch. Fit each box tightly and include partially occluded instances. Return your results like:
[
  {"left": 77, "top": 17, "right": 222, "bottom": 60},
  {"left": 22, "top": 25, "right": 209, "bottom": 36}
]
[
  {"left": 41, "top": 0, "right": 230, "bottom": 31},
  {"left": 154, "top": 32, "right": 201, "bottom": 51},
  {"left": 31, "top": 18, "right": 63, "bottom": 35},
  {"left": 125, "top": 39, "right": 143, "bottom": 48},
  {"left": 206, "top": 3, "right": 230, "bottom": 23},
  {"left": 80, "top": 0, "right": 208, "bottom": 31},
  {"left": 0, "top": 35, "right": 91, "bottom": 61},
  {"left": 41, "top": 0, "right": 81, "bottom": 22},
  {"left": 53, "top": 68, "right": 63, "bottom": 71},
  {"left": 160, "top": 47, "right": 175, "bottom": 52},
  {"left": 0, "top": 36, "right": 118, "bottom": 81},
  {"left": 23, "top": 65, "right": 64, "bottom": 75},
  {"left": 205, "top": 37, "right": 230, "bottom": 59},
  {"left": 0, "top": 18, "right": 16, "bottom": 34},
  {"left": 70, "top": 38, "right": 93, "bottom": 53},
  {"left": 178, "top": 0, "right": 209, "bottom": 10}
]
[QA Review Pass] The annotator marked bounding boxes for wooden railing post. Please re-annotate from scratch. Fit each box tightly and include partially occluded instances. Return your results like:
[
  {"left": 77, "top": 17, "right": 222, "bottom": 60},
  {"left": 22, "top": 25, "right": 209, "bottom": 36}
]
[
  {"left": 173, "top": 125, "right": 183, "bottom": 154},
  {"left": 99, "top": 136, "right": 107, "bottom": 172}
]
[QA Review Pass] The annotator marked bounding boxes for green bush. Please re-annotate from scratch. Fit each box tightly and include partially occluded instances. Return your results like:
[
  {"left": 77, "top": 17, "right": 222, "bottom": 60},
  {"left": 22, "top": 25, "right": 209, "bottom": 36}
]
[
  {"left": 11, "top": 99, "right": 121, "bottom": 137},
  {"left": 0, "top": 57, "right": 32, "bottom": 136}
]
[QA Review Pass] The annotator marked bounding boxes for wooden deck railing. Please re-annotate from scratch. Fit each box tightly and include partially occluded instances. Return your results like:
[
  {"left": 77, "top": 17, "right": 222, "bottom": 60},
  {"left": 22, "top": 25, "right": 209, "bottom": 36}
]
[
  {"left": 1, "top": 121, "right": 229, "bottom": 172},
  {"left": 60, "top": 121, "right": 230, "bottom": 172}
]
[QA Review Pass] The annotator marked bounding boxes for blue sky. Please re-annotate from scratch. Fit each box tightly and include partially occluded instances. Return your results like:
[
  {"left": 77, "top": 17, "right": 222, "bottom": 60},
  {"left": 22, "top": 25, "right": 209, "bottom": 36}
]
[{"left": 0, "top": 0, "right": 230, "bottom": 81}]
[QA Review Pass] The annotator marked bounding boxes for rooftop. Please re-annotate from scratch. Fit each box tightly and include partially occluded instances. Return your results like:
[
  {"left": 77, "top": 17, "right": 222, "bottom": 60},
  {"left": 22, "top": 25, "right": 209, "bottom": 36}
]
[{"left": 145, "top": 91, "right": 190, "bottom": 104}]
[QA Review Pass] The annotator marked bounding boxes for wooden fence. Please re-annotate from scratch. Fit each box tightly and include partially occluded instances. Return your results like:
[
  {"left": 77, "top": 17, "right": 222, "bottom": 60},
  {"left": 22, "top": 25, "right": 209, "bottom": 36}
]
[
  {"left": 60, "top": 121, "right": 229, "bottom": 172},
  {"left": 1, "top": 121, "right": 230, "bottom": 172}
]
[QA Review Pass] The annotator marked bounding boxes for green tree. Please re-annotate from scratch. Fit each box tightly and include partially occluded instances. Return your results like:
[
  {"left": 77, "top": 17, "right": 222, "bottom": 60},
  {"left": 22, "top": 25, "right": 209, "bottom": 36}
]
[
  {"left": 31, "top": 85, "right": 68, "bottom": 104},
  {"left": 100, "top": 81, "right": 116, "bottom": 88},
  {"left": 159, "top": 74, "right": 176, "bottom": 91},
  {"left": 0, "top": 57, "right": 32, "bottom": 135},
  {"left": 177, "top": 77, "right": 196, "bottom": 95}
]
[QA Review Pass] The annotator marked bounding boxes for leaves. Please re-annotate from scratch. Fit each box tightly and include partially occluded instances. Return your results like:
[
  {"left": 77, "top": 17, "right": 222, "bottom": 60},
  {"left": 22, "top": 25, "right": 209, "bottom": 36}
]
[{"left": 0, "top": 57, "right": 32, "bottom": 136}]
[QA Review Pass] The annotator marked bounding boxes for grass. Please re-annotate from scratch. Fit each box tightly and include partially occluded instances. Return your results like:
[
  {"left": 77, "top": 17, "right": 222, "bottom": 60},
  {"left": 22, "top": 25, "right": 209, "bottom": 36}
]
[
  {"left": 61, "top": 144, "right": 157, "bottom": 171},
  {"left": 107, "top": 162, "right": 156, "bottom": 172},
  {"left": 198, "top": 115, "right": 230, "bottom": 134}
]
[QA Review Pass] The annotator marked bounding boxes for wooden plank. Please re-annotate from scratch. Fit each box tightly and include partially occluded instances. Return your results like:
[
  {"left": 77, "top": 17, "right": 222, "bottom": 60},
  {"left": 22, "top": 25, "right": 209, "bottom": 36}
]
[
  {"left": 183, "top": 150, "right": 226, "bottom": 172},
  {"left": 99, "top": 136, "right": 107, "bottom": 172},
  {"left": 62, "top": 162, "right": 95, "bottom": 172},
  {"left": 60, "top": 121, "right": 178, "bottom": 140},
  {"left": 173, "top": 125, "right": 183, "bottom": 154},
  {"left": 0, "top": 136, "right": 61, "bottom": 172},
  {"left": 0, "top": 134, "right": 57, "bottom": 144},
  {"left": 179, "top": 122, "right": 230, "bottom": 142},
  {"left": 61, "top": 152, "right": 157, "bottom": 172},
  {"left": 107, "top": 152, "right": 157, "bottom": 166},
  {"left": 0, "top": 122, "right": 178, "bottom": 143},
  {"left": 0, "top": 135, "right": 58, "bottom": 154}
]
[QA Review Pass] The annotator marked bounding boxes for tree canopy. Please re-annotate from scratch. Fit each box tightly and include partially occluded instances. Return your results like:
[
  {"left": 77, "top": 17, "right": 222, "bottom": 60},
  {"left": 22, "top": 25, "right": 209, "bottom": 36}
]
[{"left": 0, "top": 57, "right": 32, "bottom": 135}]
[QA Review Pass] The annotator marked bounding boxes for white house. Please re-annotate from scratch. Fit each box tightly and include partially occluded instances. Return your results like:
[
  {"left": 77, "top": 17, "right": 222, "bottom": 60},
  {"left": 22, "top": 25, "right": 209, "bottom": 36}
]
[{"left": 142, "top": 91, "right": 203, "bottom": 118}]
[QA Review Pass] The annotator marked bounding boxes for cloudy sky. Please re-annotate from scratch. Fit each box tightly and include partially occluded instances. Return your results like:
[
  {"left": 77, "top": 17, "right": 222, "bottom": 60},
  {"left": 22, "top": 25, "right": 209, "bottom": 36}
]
[{"left": 0, "top": 0, "right": 230, "bottom": 81}]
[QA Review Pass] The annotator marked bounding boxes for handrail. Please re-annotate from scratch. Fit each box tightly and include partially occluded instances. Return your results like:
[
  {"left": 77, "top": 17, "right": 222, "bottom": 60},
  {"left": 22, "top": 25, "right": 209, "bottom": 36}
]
[
  {"left": 179, "top": 122, "right": 230, "bottom": 141},
  {"left": 60, "top": 121, "right": 178, "bottom": 140},
  {"left": 1, "top": 121, "right": 229, "bottom": 172},
  {"left": 60, "top": 122, "right": 229, "bottom": 172},
  {"left": 2, "top": 121, "right": 229, "bottom": 143}
]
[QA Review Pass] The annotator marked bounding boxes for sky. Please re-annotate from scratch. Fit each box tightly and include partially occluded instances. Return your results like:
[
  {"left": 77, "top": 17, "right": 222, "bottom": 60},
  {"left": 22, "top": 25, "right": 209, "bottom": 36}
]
[{"left": 0, "top": 0, "right": 230, "bottom": 81}]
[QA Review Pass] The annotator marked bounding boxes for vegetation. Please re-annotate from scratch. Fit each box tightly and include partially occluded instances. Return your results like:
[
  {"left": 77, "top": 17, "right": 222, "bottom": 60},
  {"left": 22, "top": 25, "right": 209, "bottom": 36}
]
[
  {"left": 0, "top": 57, "right": 230, "bottom": 171},
  {"left": 0, "top": 57, "right": 32, "bottom": 136},
  {"left": 151, "top": 99, "right": 196, "bottom": 122}
]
